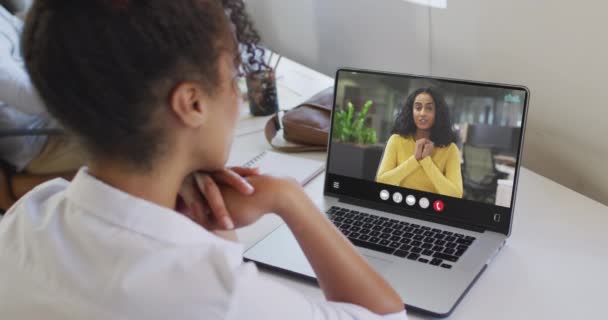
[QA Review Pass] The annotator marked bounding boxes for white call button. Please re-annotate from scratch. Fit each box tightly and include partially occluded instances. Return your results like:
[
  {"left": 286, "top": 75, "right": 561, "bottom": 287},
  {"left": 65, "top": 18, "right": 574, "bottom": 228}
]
[
  {"left": 419, "top": 197, "right": 430, "bottom": 209},
  {"left": 392, "top": 192, "right": 403, "bottom": 203},
  {"left": 406, "top": 195, "right": 416, "bottom": 206},
  {"left": 379, "top": 190, "right": 390, "bottom": 201}
]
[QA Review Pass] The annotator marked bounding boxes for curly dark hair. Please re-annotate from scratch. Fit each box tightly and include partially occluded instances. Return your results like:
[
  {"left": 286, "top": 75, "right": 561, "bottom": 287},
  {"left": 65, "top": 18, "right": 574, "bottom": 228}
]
[
  {"left": 222, "top": 0, "right": 270, "bottom": 73},
  {"left": 392, "top": 87, "right": 458, "bottom": 147},
  {"left": 22, "top": 0, "right": 237, "bottom": 169}
]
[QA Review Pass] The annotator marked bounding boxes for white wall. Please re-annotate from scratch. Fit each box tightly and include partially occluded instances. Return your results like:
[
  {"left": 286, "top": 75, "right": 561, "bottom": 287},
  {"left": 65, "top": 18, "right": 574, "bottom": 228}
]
[
  {"left": 247, "top": 0, "right": 608, "bottom": 206},
  {"left": 247, "top": 0, "right": 431, "bottom": 76},
  {"left": 429, "top": 0, "right": 608, "bottom": 206}
]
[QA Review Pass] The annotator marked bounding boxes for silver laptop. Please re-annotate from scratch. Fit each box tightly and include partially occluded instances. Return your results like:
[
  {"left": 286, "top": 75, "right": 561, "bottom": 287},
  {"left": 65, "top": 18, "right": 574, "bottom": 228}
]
[{"left": 244, "top": 68, "right": 529, "bottom": 317}]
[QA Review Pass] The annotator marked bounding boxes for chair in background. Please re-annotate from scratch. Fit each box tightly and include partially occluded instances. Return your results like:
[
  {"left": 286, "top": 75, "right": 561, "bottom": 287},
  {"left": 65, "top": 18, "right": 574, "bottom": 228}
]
[
  {"left": 461, "top": 143, "right": 507, "bottom": 203},
  {"left": 0, "top": 128, "right": 66, "bottom": 214},
  {"left": 465, "top": 124, "right": 520, "bottom": 158}
]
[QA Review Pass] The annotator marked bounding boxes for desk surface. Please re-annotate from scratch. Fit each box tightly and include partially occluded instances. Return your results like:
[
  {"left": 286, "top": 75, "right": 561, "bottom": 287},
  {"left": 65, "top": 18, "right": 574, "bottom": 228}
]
[{"left": 232, "top": 56, "right": 608, "bottom": 319}]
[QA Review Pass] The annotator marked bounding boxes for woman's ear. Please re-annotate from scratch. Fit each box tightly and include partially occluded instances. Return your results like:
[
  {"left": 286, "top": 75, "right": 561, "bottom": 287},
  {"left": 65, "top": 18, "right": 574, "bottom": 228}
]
[{"left": 169, "top": 82, "right": 208, "bottom": 128}]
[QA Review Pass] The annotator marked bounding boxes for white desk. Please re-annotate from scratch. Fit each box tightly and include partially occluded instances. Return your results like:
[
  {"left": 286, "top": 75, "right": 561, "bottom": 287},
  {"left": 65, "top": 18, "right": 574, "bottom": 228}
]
[{"left": 232, "top": 57, "right": 608, "bottom": 319}]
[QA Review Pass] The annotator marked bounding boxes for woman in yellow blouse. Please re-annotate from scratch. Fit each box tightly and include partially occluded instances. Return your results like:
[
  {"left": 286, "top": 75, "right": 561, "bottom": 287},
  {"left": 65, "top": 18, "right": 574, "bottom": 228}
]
[{"left": 376, "top": 88, "right": 463, "bottom": 198}]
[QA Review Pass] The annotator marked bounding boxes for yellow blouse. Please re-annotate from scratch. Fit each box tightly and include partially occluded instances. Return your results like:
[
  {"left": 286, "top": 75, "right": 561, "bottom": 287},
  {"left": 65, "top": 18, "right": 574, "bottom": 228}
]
[{"left": 376, "top": 134, "right": 463, "bottom": 198}]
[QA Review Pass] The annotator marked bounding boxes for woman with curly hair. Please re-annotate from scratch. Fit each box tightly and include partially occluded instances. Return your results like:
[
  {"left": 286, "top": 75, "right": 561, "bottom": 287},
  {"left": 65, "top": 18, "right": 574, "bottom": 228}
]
[
  {"left": 376, "top": 88, "right": 463, "bottom": 198},
  {"left": 0, "top": 0, "right": 406, "bottom": 319}
]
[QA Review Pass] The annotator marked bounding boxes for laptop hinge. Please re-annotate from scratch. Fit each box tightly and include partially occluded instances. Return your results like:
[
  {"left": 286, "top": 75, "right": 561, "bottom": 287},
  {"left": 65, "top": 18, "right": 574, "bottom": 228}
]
[{"left": 336, "top": 195, "right": 486, "bottom": 233}]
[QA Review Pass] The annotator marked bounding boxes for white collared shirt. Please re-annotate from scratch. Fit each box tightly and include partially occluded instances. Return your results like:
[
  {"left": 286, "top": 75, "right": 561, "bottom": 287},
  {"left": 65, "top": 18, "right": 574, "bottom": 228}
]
[{"left": 0, "top": 169, "right": 407, "bottom": 320}]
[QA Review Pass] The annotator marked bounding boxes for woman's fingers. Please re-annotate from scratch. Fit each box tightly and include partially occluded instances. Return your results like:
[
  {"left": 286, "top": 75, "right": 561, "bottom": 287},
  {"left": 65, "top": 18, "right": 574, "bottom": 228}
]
[
  {"left": 189, "top": 198, "right": 207, "bottom": 226},
  {"left": 415, "top": 140, "right": 424, "bottom": 160},
  {"left": 229, "top": 166, "right": 260, "bottom": 177},
  {"left": 179, "top": 166, "right": 258, "bottom": 230},
  {"left": 212, "top": 169, "right": 255, "bottom": 195},
  {"left": 421, "top": 142, "right": 434, "bottom": 158},
  {"left": 177, "top": 176, "right": 208, "bottom": 225},
  {"left": 194, "top": 173, "right": 235, "bottom": 230}
]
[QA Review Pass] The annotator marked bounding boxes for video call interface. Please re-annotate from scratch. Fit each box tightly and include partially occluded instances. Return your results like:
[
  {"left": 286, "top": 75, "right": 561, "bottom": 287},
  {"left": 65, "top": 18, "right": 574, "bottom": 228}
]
[{"left": 328, "top": 70, "right": 526, "bottom": 216}]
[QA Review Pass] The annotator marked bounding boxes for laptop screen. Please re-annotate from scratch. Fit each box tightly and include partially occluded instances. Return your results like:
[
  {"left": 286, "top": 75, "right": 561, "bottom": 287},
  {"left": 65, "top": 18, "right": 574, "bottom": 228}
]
[{"left": 325, "top": 69, "right": 529, "bottom": 234}]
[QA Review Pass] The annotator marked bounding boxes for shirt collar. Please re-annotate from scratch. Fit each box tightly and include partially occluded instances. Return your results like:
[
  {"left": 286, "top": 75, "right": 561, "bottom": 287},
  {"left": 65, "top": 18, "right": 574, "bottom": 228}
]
[{"left": 65, "top": 168, "right": 240, "bottom": 248}]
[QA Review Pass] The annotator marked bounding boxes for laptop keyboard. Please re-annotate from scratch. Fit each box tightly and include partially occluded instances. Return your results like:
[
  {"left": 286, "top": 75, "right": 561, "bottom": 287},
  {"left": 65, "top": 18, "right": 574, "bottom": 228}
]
[{"left": 327, "top": 206, "right": 476, "bottom": 269}]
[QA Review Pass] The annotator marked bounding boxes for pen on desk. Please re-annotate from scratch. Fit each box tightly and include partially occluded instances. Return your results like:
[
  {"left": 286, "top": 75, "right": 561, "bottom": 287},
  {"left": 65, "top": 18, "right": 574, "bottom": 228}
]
[
  {"left": 242, "top": 62, "right": 252, "bottom": 74},
  {"left": 274, "top": 55, "right": 282, "bottom": 71}
]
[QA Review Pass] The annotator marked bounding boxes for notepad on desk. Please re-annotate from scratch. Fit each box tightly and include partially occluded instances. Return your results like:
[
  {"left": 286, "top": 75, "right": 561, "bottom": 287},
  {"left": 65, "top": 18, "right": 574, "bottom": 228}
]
[{"left": 227, "top": 151, "right": 325, "bottom": 186}]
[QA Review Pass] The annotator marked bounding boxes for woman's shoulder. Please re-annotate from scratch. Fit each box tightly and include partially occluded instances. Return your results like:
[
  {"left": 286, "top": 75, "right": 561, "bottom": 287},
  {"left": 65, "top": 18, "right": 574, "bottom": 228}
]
[
  {"left": 435, "top": 142, "right": 459, "bottom": 152},
  {"left": 444, "top": 142, "right": 460, "bottom": 154},
  {"left": 388, "top": 134, "right": 413, "bottom": 144}
]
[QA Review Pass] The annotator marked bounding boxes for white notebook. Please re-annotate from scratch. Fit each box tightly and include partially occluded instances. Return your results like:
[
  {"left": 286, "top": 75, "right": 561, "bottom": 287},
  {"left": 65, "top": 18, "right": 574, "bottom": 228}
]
[{"left": 228, "top": 151, "right": 325, "bottom": 186}]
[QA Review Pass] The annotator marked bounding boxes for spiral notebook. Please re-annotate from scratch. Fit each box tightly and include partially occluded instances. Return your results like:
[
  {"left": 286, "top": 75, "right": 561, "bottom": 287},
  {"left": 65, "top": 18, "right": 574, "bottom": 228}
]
[{"left": 228, "top": 151, "right": 325, "bottom": 186}]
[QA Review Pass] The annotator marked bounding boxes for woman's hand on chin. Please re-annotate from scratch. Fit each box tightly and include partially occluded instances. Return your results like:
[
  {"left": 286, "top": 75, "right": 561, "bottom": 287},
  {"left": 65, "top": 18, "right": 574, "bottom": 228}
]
[{"left": 176, "top": 166, "right": 259, "bottom": 232}]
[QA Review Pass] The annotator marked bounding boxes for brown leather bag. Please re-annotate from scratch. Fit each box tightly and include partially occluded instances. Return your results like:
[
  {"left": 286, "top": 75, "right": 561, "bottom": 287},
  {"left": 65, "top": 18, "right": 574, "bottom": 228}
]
[{"left": 265, "top": 87, "right": 333, "bottom": 152}]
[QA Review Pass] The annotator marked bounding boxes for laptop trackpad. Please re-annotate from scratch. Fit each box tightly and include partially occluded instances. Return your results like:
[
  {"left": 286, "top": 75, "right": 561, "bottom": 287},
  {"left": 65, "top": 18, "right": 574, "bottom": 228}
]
[
  {"left": 244, "top": 224, "right": 316, "bottom": 278},
  {"left": 361, "top": 254, "right": 393, "bottom": 272},
  {"left": 244, "top": 224, "right": 394, "bottom": 277}
]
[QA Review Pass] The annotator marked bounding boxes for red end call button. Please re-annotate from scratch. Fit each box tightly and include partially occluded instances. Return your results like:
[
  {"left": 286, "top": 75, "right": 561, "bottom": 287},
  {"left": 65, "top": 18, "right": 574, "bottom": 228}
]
[{"left": 433, "top": 200, "right": 445, "bottom": 212}]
